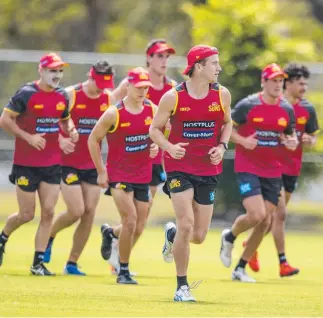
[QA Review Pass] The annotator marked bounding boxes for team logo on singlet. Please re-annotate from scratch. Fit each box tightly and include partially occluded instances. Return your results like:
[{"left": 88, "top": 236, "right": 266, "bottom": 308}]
[
  {"left": 144, "top": 116, "right": 153, "bottom": 126},
  {"left": 100, "top": 104, "right": 109, "bottom": 112},
  {"left": 56, "top": 102, "right": 66, "bottom": 111},
  {"left": 278, "top": 117, "right": 287, "bottom": 127},
  {"left": 17, "top": 176, "right": 29, "bottom": 186},
  {"left": 297, "top": 116, "right": 307, "bottom": 125},
  {"left": 208, "top": 102, "right": 221, "bottom": 112}
]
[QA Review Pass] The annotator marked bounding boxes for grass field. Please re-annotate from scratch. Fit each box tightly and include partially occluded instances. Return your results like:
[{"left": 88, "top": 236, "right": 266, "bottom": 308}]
[{"left": 0, "top": 223, "right": 322, "bottom": 316}]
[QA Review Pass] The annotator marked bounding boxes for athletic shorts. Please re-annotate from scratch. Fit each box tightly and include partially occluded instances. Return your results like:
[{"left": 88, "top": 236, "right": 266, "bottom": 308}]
[
  {"left": 9, "top": 164, "right": 61, "bottom": 192},
  {"left": 236, "top": 172, "right": 282, "bottom": 206},
  {"left": 150, "top": 164, "right": 166, "bottom": 186},
  {"left": 163, "top": 171, "right": 218, "bottom": 205},
  {"left": 282, "top": 174, "right": 298, "bottom": 193},
  {"left": 61, "top": 166, "right": 98, "bottom": 185},
  {"left": 105, "top": 182, "right": 150, "bottom": 202}
]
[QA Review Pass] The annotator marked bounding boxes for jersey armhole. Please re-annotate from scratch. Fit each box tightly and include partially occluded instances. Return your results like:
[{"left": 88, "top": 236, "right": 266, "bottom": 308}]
[
  {"left": 218, "top": 85, "right": 226, "bottom": 114},
  {"left": 69, "top": 87, "right": 76, "bottom": 112},
  {"left": 108, "top": 106, "right": 120, "bottom": 134},
  {"left": 171, "top": 90, "right": 179, "bottom": 116}
]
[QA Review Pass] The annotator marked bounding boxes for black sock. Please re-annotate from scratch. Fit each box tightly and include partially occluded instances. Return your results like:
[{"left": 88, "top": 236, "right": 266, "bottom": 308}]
[
  {"left": 177, "top": 275, "right": 188, "bottom": 290},
  {"left": 235, "top": 258, "right": 247, "bottom": 271},
  {"left": 47, "top": 236, "right": 55, "bottom": 248},
  {"left": 167, "top": 227, "right": 176, "bottom": 243},
  {"left": 33, "top": 251, "right": 45, "bottom": 266},
  {"left": 278, "top": 253, "right": 287, "bottom": 264},
  {"left": 67, "top": 261, "right": 77, "bottom": 267},
  {"left": 0, "top": 231, "right": 9, "bottom": 246},
  {"left": 225, "top": 231, "right": 236, "bottom": 244},
  {"left": 119, "top": 262, "right": 129, "bottom": 276},
  {"left": 107, "top": 228, "right": 118, "bottom": 239}
]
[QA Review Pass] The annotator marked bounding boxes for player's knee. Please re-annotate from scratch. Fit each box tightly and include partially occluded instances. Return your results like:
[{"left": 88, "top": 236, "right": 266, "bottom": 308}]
[
  {"left": 135, "top": 221, "right": 146, "bottom": 237},
  {"left": 40, "top": 208, "right": 55, "bottom": 222},
  {"left": 68, "top": 204, "right": 85, "bottom": 219},
  {"left": 192, "top": 229, "right": 207, "bottom": 244},
  {"left": 249, "top": 208, "right": 266, "bottom": 226},
  {"left": 275, "top": 208, "right": 286, "bottom": 222},
  {"left": 19, "top": 211, "right": 35, "bottom": 223},
  {"left": 122, "top": 214, "right": 137, "bottom": 233},
  {"left": 178, "top": 218, "right": 194, "bottom": 238}
]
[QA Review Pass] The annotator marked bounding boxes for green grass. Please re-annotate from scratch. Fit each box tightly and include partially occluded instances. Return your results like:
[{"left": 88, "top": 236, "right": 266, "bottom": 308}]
[{"left": 0, "top": 223, "right": 322, "bottom": 316}]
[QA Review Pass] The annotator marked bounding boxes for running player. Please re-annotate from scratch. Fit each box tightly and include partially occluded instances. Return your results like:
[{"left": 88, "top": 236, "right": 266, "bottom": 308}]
[
  {"left": 42, "top": 60, "right": 115, "bottom": 275},
  {"left": 88, "top": 67, "right": 159, "bottom": 284},
  {"left": 0, "top": 53, "right": 78, "bottom": 275},
  {"left": 101, "top": 39, "right": 176, "bottom": 273},
  {"left": 219, "top": 63, "right": 297, "bottom": 283},
  {"left": 244, "top": 63, "right": 320, "bottom": 276},
  {"left": 150, "top": 45, "right": 232, "bottom": 301}
]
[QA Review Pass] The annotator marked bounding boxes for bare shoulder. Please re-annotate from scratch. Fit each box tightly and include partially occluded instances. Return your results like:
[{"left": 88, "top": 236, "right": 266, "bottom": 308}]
[{"left": 220, "top": 85, "right": 231, "bottom": 106}]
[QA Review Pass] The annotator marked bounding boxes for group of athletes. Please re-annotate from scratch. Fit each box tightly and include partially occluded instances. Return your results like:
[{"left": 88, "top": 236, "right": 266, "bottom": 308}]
[{"left": 0, "top": 38, "right": 319, "bottom": 302}]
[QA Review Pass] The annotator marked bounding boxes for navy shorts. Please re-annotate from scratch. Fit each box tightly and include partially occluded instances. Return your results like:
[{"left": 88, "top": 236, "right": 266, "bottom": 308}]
[
  {"left": 282, "top": 174, "right": 298, "bottom": 193},
  {"left": 105, "top": 182, "right": 150, "bottom": 202},
  {"left": 61, "top": 166, "right": 98, "bottom": 185},
  {"left": 237, "top": 172, "right": 282, "bottom": 206},
  {"left": 163, "top": 171, "right": 218, "bottom": 205},
  {"left": 150, "top": 164, "right": 166, "bottom": 186}
]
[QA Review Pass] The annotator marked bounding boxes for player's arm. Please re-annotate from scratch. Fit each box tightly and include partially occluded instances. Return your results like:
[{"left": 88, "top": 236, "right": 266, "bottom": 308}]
[
  {"left": 111, "top": 78, "right": 128, "bottom": 102},
  {"left": 303, "top": 104, "right": 320, "bottom": 146},
  {"left": 281, "top": 103, "right": 298, "bottom": 151},
  {"left": 88, "top": 106, "right": 117, "bottom": 186},
  {"left": 219, "top": 86, "right": 232, "bottom": 145},
  {"left": 230, "top": 99, "right": 257, "bottom": 150},
  {"left": 149, "top": 104, "right": 160, "bottom": 159}
]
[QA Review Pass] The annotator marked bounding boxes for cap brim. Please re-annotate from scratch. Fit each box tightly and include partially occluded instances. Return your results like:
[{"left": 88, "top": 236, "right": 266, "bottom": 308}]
[
  {"left": 133, "top": 81, "right": 153, "bottom": 88},
  {"left": 182, "top": 64, "right": 193, "bottom": 75},
  {"left": 267, "top": 72, "right": 288, "bottom": 79},
  {"left": 155, "top": 47, "right": 176, "bottom": 55},
  {"left": 46, "top": 61, "right": 69, "bottom": 68},
  {"left": 95, "top": 80, "right": 115, "bottom": 90}
]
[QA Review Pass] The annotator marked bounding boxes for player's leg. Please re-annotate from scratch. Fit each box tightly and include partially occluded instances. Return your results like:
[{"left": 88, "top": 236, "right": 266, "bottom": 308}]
[
  {"left": 220, "top": 173, "right": 266, "bottom": 268},
  {"left": 44, "top": 170, "right": 85, "bottom": 263},
  {"left": 110, "top": 186, "right": 137, "bottom": 284},
  {"left": 272, "top": 175, "right": 299, "bottom": 277},
  {"left": 65, "top": 180, "right": 100, "bottom": 275},
  {"left": 0, "top": 166, "right": 37, "bottom": 267}
]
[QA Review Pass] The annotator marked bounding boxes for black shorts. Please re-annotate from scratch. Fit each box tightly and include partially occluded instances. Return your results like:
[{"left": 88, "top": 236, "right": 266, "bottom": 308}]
[
  {"left": 282, "top": 174, "right": 298, "bottom": 193},
  {"left": 105, "top": 182, "right": 150, "bottom": 202},
  {"left": 61, "top": 166, "right": 98, "bottom": 185},
  {"left": 163, "top": 171, "right": 218, "bottom": 205},
  {"left": 150, "top": 164, "right": 166, "bottom": 186},
  {"left": 236, "top": 172, "right": 282, "bottom": 206},
  {"left": 9, "top": 164, "right": 61, "bottom": 192}
]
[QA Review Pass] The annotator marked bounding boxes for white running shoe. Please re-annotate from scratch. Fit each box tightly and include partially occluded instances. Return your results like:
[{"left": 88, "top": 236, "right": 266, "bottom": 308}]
[
  {"left": 219, "top": 229, "right": 234, "bottom": 268},
  {"left": 174, "top": 285, "right": 196, "bottom": 302},
  {"left": 162, "top": 221, "right": 176, "bottom": 263},
  {"left": 108, "top": 238, "right": 119, "bottom": 272},
  {"left": 232, "top": 267, "right": 256, "bottom": 283}
]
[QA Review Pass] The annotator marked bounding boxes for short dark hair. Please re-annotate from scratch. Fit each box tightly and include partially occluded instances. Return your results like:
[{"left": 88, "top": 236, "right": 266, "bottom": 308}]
[
  {"left": 92, "top": 60, "right": 114, "bottom": 75},
  {"left": 145, "top": 39, "right": 167, "bottom": 67},
  {"left": 187, "top": 58, "right": 207, "bottom": 78},
  {"left": 283, "top": 63, "right": 310, "bottom": 88}
]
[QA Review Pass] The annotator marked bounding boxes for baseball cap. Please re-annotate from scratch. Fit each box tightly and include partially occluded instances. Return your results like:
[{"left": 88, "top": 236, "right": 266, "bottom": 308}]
[
  {"left": 128, "top": 67, "right": 153, "bottom": 88},
  {"left": 39, "top": 52, "right": 69, "bottom": 69},
  {"left": 90, "top": 67, "right": 115, "bottom": 90},
  {"left": 183, "top": 45, "right": 219, "bottom": 75},
  {"left": 261, "top": 63, "right": 288, "bottom": 80},
  {"left": 146, "top": 41, "right": 176, "bottom": 56}
]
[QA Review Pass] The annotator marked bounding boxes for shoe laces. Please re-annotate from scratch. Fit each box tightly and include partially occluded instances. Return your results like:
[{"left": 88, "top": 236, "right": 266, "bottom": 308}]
[{"left": 182, "top": 280, "right": 202, "bottom": 297}]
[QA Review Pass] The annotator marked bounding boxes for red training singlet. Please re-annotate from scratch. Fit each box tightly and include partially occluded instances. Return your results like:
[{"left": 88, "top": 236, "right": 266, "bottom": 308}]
[
  {"left": 106, "top": 99, "right": 154, "bottom": 183},
  {"left": 164, "top": 82, "right": 225, "bottom": 176},
  {"left": 61, "top": 84, "right": 111, "bottom": 170}
]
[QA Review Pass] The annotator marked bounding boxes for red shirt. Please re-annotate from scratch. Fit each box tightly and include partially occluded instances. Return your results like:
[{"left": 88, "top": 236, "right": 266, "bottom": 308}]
[
  {"left": 61, "top": 84, "right": 111, "bottom": 170},
  {"left": 280, "top": 99, "right": 319, "bottom": 176},
  {"left": 146, "top": 76, "right": 176, "bottom": 165},
  {"left": 232, "top": 93, "right": 296, "bottom": 178},
  {"left": 164, "top": 82, "right": 225, "bottom": 176},
  {"left": 106, "top": 99, "right": 154, "bottom": 183},
  {"left": 5, "top": 82, "right": 69, "bottom": 167}
]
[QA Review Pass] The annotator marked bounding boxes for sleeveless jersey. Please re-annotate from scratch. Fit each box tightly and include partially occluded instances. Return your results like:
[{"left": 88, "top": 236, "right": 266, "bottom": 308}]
[
  {"left": 164, "top": 82, "right": 225, "bottom": 176},
  {"left": 106, "top": 99, "right": 154, "bottom": 183},
  {"left": 61, "top": 84, "right": 111, "bottom": 170},
  {"left": 146, "top": 76, "right": 176, "bottom": 165}
]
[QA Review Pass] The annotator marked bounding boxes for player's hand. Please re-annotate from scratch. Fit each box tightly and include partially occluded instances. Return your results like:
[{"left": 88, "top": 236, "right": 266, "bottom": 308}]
[
  {"left": 97, "top": 170, "right": 109, "bottom": 188},
  {"left": 302, "top": 133, "right": 315, "bottom": 147},
  {"left": 241, "top": 132, "right": 258, "bottom": 150},
  {"left": 208, "top": 146, "right": 225, "bottom": 165},
  {"left": 282, "top": 134, "right": 299, "bottom": 151},
  {"left": 59, "top": 137, "right": 75, "bottom": 154},
  {"left": 69, "top": 127, "right": 79, "bottom": 143},
  {"left": 167, "top": 142, "right": 189, "bottom": 160},
  {"left": 27, "top": 133, "right": 46, "bottom": 151},
  {"left": 149, "top": 143, "right": 159, "bottom": 158}
]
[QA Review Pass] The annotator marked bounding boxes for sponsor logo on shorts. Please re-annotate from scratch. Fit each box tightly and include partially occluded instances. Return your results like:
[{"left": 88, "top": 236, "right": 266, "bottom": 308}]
[
  {"left": 115, "top": 183, "right": 126, "bottom": 189},
  {"left": 209, "top": 192, "right": 215, "bottom": 202},
  {"left": 169, "top": 179, "right": 181, "bottom": 189},
  {"left": 208, "top": 102, "right": 221, "bottom": 112},
  {"left": 56, "top": 102, "right": 66, "bottom": 111},
  {"left": 65, "top": 173, "right": 79, "bottom": 184},
  {"left": 17, "top": 176, "right": 29, "bottom": 186},
  {"left": 240, "top": 183, "right": 252, "bottom": 194}
]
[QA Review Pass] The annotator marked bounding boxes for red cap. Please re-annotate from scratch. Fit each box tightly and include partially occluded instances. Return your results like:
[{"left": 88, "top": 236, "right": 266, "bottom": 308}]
[
  {"left": 146, "top": 42, "right": 176, "bottom": 56},
  {"left": 128, "top": 67, "right": 153, "bottom": 88},
  {"left": 183, "top": 45, "right": 219, "bottom": 75},
  {"left": 89, "top": 67, "right": 114, "bottom": 89},
  {"left": 39, "top": 52, "right": 69, "bottom": 69},
  {"left": 261, "top": 63, "right": 288, "bottom": 80}
]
